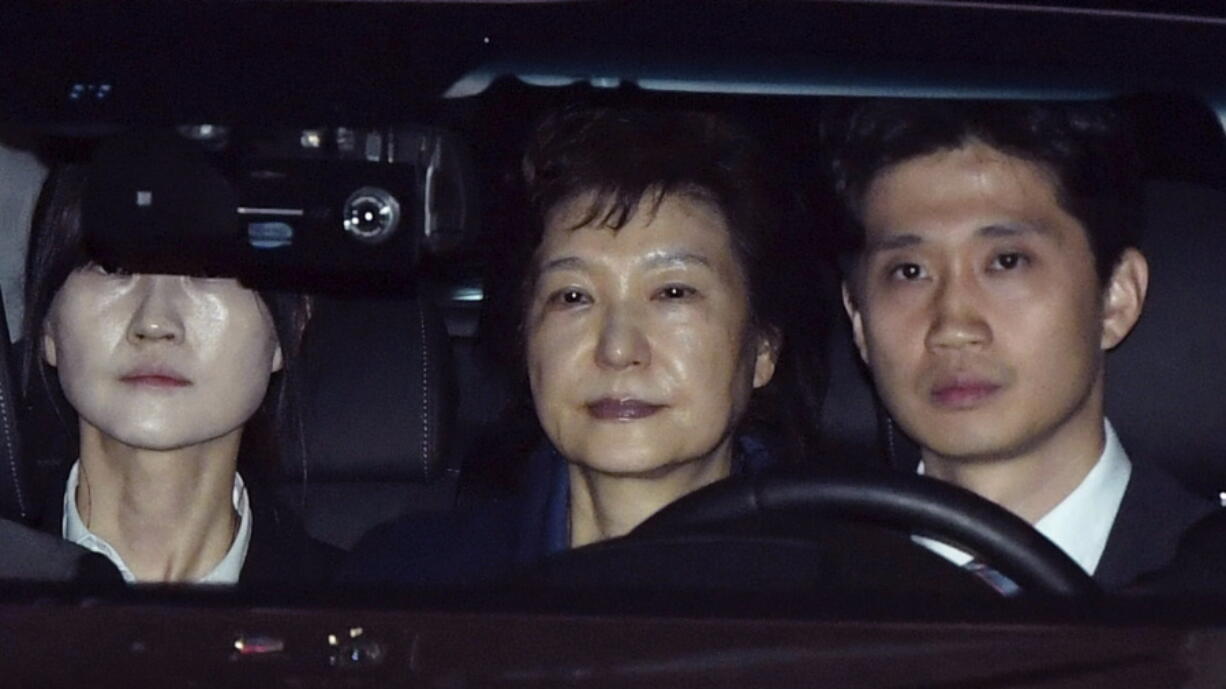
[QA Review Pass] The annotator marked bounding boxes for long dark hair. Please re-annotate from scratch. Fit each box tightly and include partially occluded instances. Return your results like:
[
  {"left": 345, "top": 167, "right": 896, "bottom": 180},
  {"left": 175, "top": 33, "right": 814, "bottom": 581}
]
[{"left": 20, "top": 164, "right": 311, "bottom": 486}]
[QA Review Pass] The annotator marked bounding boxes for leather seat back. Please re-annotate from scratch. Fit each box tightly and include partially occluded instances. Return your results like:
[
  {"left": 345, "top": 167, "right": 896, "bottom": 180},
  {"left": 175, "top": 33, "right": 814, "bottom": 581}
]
[{"left": 281, "top": 291, "right": 457, "bottom": 549}]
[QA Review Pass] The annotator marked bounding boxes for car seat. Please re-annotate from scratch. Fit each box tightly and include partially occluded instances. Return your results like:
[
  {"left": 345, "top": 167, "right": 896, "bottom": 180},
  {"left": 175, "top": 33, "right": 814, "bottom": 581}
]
[
  {"left": 1106, "top": 179, "right": 1226, "bottom": 499},
  {"left": 282, "top": 291, "right": 458, "bottom": 550},
  {"left": 0, "top": 295, "right": 33, "bottom": 524},
  {"left": 0, "top": 135, "right": 45, "bottom": 524},
  {"left": 0, "top": 132, "right": 44, "bottom": 340}
]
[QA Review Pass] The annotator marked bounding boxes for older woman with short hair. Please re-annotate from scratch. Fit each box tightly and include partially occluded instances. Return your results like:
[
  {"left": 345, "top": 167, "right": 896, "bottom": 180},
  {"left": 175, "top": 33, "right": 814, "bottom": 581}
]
[{"left": 345, "top": 105, "right": 822, "bottom": 583}]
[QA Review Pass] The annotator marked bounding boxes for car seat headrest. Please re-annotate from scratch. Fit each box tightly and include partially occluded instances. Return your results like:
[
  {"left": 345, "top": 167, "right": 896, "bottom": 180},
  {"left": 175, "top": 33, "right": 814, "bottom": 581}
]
[
  {"left": 292, "top": 292, "right": 453, "bottom": 484},
  {"left": 0, "top": 302, "right": 32, "bottom": 523},
  {"left": 1106, "top": 179, "right": 1226, "bottom": 497}
]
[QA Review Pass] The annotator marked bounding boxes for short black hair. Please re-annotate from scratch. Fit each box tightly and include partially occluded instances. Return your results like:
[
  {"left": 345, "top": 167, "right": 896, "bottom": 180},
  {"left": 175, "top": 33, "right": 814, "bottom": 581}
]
[{"left": 824, "top": 98, "right": 1143, "bottom": 285}]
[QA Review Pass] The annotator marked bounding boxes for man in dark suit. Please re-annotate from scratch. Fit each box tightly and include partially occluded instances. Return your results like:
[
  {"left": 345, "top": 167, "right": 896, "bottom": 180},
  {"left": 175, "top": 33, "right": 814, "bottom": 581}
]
[{"left": 826, "top": 99, "right": 1215, "bottom": 589}]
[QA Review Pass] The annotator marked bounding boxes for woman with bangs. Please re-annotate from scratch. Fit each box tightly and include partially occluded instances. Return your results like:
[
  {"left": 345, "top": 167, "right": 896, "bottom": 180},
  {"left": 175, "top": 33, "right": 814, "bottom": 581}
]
[{"left": 22, "top": 162, "right": 336, "bottom": 584}]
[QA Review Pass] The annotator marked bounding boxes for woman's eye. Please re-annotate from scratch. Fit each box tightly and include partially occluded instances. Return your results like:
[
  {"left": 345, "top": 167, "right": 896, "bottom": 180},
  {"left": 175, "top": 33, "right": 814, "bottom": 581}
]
[
  {"left": 545, "top": 288, "right": 591, "bottom": 307},
  {"left": 989, "top": 252, "right": 1029, "bottom": 271},
  {"left": 655, "top": 285, "right": 697, "bottom": 300},
  {"left": 888, "top": 263, "right": 925, "bottom": 281}
]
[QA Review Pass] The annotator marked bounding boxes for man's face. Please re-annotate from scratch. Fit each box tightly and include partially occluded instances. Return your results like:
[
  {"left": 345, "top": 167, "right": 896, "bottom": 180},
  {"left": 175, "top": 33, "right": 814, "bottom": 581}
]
[{"left": 843, "top": 140, "right": 1144, "bottom": 464}]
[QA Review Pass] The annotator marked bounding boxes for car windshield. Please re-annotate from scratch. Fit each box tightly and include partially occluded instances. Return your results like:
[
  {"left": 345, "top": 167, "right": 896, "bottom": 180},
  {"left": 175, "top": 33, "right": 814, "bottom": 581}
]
[{"left": 3, "top": 1, "right": 1226, "bottom": 686}]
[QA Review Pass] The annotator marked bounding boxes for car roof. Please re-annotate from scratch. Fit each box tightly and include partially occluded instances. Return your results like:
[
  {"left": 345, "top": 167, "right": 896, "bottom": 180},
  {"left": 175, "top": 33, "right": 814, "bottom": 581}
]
[{"left": 3, "top": 0, "right": 1225, "bottom": 129}]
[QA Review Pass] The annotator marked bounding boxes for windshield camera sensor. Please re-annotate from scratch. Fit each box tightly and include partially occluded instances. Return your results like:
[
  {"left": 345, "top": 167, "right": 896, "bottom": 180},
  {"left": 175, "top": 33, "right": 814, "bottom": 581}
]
[{"left": 342, "top": 187, "right": 401, "bottom": 244}]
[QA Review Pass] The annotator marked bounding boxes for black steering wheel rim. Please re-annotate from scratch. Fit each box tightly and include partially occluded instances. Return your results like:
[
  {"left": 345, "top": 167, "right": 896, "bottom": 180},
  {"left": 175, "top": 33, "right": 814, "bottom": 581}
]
[{"left": 631, "top": 469, "right": 1100, "bottom": 598}]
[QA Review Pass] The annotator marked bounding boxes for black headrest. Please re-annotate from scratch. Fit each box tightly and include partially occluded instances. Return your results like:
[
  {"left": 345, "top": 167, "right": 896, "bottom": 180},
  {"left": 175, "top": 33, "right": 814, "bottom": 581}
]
[
  {"left": 293, "top": 292, "right": 453, "bottom": 484},
  {"left": 0, "top": 298, "right": 33, "bottom": 523},
  {"left": 1107, "top": 179, "right": 1226, "bottom": 497},
  {"left": 816, "top": 311, "right": 888, "bottom": 467}
]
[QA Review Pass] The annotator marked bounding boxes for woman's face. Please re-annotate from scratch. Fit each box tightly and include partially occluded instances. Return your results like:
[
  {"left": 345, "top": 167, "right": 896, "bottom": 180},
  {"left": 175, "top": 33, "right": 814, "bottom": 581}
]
[
  {"left": 43, "top": 267, "right": 283, "bottom": 451},
  {"left": 525, "top": 193, "right": 778, "bottom": 476}
]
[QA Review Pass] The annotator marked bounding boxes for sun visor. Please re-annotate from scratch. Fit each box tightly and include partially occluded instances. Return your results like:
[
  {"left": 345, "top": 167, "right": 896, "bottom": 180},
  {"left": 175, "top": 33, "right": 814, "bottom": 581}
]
[
  {"left": 82, "top": 126, "right": 478, "bottom": 290},
  {"left": 83, "top": 131, "right": 239, "bottom": 278}
]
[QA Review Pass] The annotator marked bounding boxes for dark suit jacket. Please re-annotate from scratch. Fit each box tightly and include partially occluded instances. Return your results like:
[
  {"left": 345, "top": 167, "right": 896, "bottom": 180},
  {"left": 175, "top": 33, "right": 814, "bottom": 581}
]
[
  {"left": 236, "top": 481, "right": 342, "bottom": 586},
  {"left": 1094, "top": 461, "right": 1217, "bottom": 590},
  {"left": 0, "top": 518, "right": 120, "bottom": 584},
  {"left": 41, "top": 470, "right": 340, "bottom": 586},
  {"left": 887, "top": 427, "right": 1216, "bottom": 590},
  {"left": 1133, "top": 502, "right": 1226, "bottom": 595}
]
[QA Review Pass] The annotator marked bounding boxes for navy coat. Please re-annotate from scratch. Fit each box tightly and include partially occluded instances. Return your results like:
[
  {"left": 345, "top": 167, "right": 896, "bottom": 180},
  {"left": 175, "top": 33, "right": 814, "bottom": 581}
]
[{"left": 342, "top": 438, "right": 776, "bottom": 586}]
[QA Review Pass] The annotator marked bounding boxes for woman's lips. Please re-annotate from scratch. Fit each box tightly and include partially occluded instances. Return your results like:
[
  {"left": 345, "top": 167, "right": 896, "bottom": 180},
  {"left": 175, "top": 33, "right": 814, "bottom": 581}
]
[
  {"left": 930, "top": 381, "right": 1001, "bottom": 408},
  {"left": 586, "top": 398, "right": 664, "bottom": 421},
  {"left": 120, "top": 372, "right": 192, "bottom": 388}
]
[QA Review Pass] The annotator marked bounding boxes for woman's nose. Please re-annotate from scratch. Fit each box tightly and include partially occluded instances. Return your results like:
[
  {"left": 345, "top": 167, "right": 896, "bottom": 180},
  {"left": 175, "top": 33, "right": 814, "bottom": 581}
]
[
  {"left": 595, "top": 306, "right": 650, "bottom": 370},
  {"left": 126, "top": 275, "right": 187, "bottom": 344}
]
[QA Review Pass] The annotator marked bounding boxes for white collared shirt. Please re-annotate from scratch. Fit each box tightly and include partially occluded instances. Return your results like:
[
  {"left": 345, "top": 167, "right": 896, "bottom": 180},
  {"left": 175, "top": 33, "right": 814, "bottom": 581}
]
[
  {"left": 62, "top": 461, "right": 253, "bottom": 584},
  {"left": 915, "top": 419, "right": 1132, "bottom": 575}
]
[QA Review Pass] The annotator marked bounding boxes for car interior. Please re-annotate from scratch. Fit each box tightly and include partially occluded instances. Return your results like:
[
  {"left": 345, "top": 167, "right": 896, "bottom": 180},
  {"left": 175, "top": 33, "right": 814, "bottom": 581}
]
[{"left": 2, "top": 1, "right": 1226, "bottom": 686}]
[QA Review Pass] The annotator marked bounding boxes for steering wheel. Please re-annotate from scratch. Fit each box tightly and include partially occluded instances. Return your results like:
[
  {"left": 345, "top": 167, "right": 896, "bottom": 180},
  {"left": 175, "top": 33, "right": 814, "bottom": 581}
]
[{"left": 623, "top": 468, "right": 1100, "bottom": 598}]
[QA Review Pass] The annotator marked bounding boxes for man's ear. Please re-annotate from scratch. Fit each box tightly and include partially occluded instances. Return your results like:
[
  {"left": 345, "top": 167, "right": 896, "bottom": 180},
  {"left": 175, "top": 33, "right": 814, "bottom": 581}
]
[
  {"left": 1101, "top": 248, "right": 1149, "bottom": 351},
  {"left": 842, "top": 282, "right": 869, "bottom": 365},
  {"left": 42, "top": 327, "right": 57, "bottom": 368},
  {"left": 751, "top": 326, "right": 781, "bottom": 389}
]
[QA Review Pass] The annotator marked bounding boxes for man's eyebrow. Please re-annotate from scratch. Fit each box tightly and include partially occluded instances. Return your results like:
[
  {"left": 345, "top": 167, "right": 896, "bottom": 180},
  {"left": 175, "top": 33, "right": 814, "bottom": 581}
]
[
  {"left": 864, "top": 222, "right": 1054, "bottom": 254},
  {"left": 978, "top": 222, "right": 1054, "bottom": 239},
  {"left": 864, "top": 233, "right": 922, "bottom": 254},
  {"left": 641, "top": 251, "right": 712, "bottom": 270}
]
